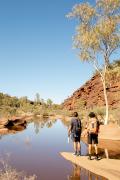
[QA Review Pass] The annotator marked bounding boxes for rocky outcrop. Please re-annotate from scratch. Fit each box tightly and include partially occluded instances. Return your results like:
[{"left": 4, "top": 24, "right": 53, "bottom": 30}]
[
  {"left": 63, "top": 74, "right": 120, "bottom": 110},
  {"left": 0, "top": 116, "right": 27, "bottom": 136},
  {"left": 0, "top": 125, "right": 26, "bottom": 136},
  {"left": 0, "top": 116, "right": 28, "bottom": 128}
]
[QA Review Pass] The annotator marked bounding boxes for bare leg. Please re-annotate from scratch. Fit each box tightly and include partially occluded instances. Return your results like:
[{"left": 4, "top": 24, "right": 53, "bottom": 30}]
[
  {"left": 77, "top": 142, "right": 80, "bottom": 151},
  {"left": 76, "top": 142, "right": 81, "bottom": 155},
  {"left": 73, "top": 142, "right": 77, "bottom": 153},
  {"left": 94, "top": 144, "right": 99, "bottom": 160},
  {"left": 88, "top": 144, "right": 92, "bottom": 155},
  {"left": 88, "top": 144, "right": 92, "bottom": 160},
  {"left": 94, "top": 144, "right": 98, "bottom": 155}
]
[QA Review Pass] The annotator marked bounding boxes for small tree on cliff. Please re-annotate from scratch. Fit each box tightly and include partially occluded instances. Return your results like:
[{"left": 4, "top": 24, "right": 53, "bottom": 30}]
[{"left": 67, "top": 0, "right": 120, "bottom": 125}]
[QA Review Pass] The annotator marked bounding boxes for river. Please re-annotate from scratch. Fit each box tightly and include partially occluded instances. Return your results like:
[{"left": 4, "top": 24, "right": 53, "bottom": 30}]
[{"left": 0, "top": 118, "right": 109, "bottom": 180}]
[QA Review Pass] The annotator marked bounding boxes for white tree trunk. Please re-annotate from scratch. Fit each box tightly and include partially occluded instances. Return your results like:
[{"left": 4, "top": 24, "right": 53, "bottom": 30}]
[
  {"left": 93, "top": 60, "right": 109, "bottom": 125},
  {"left": 105, "top": 148, "right": 109, "bottom": 159},
  {"left": 102, "top": 78, "right": 109, "bottom": 125}
]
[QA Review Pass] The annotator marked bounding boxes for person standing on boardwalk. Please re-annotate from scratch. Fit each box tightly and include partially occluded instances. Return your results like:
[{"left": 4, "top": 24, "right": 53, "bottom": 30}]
[
  {"left": 85, "top": 112, "right": 100, "bottom": 160},
  {"left": 68, "top": 112, "right": 82, "bottom": 156}
]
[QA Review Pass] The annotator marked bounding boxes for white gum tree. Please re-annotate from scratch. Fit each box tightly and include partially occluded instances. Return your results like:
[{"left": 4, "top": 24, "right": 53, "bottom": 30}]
[{"left": 67, "top": 0, "right": 120, "bottom": 125}]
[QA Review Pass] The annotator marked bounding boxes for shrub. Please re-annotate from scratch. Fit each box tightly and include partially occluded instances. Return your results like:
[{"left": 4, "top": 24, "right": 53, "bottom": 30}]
[{"left": 0, "top": 159, "right": 37, "bottom": 180}]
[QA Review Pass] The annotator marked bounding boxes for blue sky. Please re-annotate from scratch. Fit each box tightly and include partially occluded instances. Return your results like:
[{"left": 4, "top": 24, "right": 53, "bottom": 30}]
[{"left": 0, "top": 0, "right": 94, "bottom": 104}]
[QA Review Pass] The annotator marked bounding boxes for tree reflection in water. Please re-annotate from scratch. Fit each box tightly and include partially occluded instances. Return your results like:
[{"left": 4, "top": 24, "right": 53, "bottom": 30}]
[
  {"left": 33, "top": 118, "right": 57, "bottom": 134},
  {"left": 67, "top": 164, "right": 108, "bottom": 180},
  {"left": 67, "top": 164, "right": 80, "bottom": 180},
  {"left": 61, "top": 118, "right": 70, "bottom": 128}
]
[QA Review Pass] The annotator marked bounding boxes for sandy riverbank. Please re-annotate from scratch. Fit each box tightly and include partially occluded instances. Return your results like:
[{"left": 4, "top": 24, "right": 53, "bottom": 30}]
[{"left": 60, "top": 152, "right": 120, "bottom": 180}]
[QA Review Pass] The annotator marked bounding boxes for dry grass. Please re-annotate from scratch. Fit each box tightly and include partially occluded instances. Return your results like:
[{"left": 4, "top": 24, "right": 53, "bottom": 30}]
[{"left": 0, "top": 158, "right": 37, "bottom": 180}]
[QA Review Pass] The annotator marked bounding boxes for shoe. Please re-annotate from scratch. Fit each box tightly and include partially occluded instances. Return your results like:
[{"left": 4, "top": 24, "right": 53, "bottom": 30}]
[
  {"left": 95, "top": 154, "right": 99, "bottom": 160},
  {"left": 73, "top": 152, "right": 77, "bottom": 156},
  {"left": 88, "top": 154, "right": 92, "bottom": 160},
  {"left": 77, "top": 151, "right": 81, "bottom": 156}
]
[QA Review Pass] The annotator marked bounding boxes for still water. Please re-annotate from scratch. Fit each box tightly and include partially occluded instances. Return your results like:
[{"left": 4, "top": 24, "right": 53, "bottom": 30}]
[{"left": 0, "top": 119, "right": 108, "bottom": 180}]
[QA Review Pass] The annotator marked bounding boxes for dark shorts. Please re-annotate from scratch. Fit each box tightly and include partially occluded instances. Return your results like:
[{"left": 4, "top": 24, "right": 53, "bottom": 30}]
[
  {"left": 88, "top": 133, "right": 98, "bottom": 144},
  {"left": 71, "top": 133, "right": 81, "bottom": 142}
]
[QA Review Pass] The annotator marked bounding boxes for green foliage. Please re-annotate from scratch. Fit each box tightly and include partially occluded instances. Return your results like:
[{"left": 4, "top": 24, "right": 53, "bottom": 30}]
[
  {"left": 46, "top": 98, "right": 53, "bottom": 107},
  {"left": 67, "top": 0, "right": 120, "bottom": 65},
  {"left": 106, "top": 60, "right": 120, "bottom": 83},
  {"left": 75, "top": 99, "right": 86, "bottom": 109},
  {"left": 91, "top": 106, "right": 105, "bottom": 117},
  {"left": 0, "top": 92, "right": 66, "bottom": 118},
  {"left": 109, "top": 108, "right": 120, "bottom": 126},
  {"left": 34, "top": 93, "right": 41, "bottom": 105},
  {"left": 0, "top": 106, "right": 17, "bottom": 118}
]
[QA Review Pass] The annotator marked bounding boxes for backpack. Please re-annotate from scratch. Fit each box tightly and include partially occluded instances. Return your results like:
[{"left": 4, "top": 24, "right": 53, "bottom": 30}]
[
  {"left": 75, "top": 119, "right": 81, "bottom": 133},
  {"left": 88, "top": 119, "right": 100, "bottom": 134},
  {"left": 72, "top": 118, "right": 82, "bottom": 137}
]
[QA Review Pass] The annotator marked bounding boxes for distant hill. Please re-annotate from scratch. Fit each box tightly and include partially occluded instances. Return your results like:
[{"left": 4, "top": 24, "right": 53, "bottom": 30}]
[{"left": 63, "top": 63, "right": 120, "bottom": 111}]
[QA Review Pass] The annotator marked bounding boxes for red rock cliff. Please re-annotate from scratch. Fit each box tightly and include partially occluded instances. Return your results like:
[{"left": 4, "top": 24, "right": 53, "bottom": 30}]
[{"left": 63, "top": 74, "right": 120, "bottom": 110}]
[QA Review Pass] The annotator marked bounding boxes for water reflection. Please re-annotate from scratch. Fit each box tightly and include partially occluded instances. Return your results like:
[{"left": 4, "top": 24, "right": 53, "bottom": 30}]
[
  {"left": 68, "top": 164, "right": 80, "bottom": 180},
  {"left": 33, "top": 118, "right": 57, "bottom": 134},
  {"left": 68, "top": 164, "right": 107, "bottom": 180},
  {"left": 24, "top": 136, "right": 31, "bottom": 147},
  {"left": 61, "top": 118, "right": 70, "bottom": 128},
  {"left": 8, "top": 124, "right": 26, "bottom": 131},
  {"left": 0, "top": 119, "right": 119, "bottom": 179},
  {"left": 0, "top": 124, "right": 26, "bottom": 137},
  {"left": 33, "top": 118, "right": 120, "bottom": 160}
]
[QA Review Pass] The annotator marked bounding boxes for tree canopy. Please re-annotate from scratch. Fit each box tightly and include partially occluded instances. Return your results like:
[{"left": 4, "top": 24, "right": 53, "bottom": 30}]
[
  {"left": 67, "top": 0, "right": 120, "bottom": 66},
  {"left": 67, "top": 0, "right": 120, "bottom": 124}
]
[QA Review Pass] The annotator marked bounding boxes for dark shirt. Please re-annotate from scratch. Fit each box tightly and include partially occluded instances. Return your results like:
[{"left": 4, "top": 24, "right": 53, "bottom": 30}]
[{"left": 71, "top": 117, "right": 82, "bottom": 134}]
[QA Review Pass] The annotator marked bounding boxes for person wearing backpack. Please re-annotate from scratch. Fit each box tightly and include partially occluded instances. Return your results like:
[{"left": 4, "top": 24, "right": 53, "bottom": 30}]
[
  {"left": 68, "top": 112, "right": 82, "bottom": 156},
  {"left": 85, "top": 112, "right": 100, "bottom": 160}
]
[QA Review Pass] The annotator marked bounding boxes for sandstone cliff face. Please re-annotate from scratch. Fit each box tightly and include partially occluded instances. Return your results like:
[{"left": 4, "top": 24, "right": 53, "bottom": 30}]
[{"left": 63, "top": 74, "right": 120, "bottom": 110}]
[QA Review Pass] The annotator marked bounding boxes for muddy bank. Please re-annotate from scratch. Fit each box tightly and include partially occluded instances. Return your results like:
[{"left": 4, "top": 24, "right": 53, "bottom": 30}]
[
  {"left": 0, "top": 115, "right": 33, "bottom": 129},
  {"left": 99, "top": 125, "right": 120, "bottom": 140},
  {"left": 82, "top": 138, "right": 120, "bottom": 152},
  {"left": 60, "top": 152, "right": 120, "bottom": 180}
]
